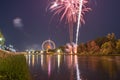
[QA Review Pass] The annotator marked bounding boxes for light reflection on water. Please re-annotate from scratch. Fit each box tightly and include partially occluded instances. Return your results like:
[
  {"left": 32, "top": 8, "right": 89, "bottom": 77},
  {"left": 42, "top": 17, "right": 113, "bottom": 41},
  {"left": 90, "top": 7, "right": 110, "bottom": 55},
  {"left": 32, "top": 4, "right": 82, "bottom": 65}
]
[{"left": 25, "top": 55, "right": 120, "bottom": 80}]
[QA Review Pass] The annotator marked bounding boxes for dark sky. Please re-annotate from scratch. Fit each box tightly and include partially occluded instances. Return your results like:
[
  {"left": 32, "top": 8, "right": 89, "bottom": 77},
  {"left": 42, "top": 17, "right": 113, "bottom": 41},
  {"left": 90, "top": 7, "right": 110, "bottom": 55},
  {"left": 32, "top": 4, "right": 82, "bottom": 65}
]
[{"left": 0, "top": 0, "right": 120, "bottom": 51}]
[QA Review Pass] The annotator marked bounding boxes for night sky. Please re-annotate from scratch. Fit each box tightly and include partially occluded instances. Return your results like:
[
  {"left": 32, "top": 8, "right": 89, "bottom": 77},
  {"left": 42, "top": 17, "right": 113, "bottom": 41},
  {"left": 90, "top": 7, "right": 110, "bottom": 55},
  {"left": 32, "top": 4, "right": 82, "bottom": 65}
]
[{"left": 0, "top": 0, "right": 120, "bottom": 51}]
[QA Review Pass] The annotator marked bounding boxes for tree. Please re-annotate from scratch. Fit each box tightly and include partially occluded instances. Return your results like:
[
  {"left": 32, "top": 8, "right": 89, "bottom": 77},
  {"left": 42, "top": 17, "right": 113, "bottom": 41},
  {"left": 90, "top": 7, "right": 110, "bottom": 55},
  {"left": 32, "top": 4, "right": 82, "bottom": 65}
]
[
  {"left": 90, "top": 41, "right": 100, "bottom": 53},
  {"left": 86, "top": 40, "right": 100, "bottom": 54},
  {"left": 95, "top": 33, "right": 116, "bottom": 47},
  {"left": 95, "top": 37, "right": 109, "bottom": 47},
  {"left": 106, "top": 33, "right": 116, "bottom": 40},
  {"left": 77, "top": 43, "right": 87, "bottom": 54},
  {"left": 116, "top": 39, "right": 120, "bottom": 53},
  {"left": 101, "top": 41, "right": 115, "bottom": 55},
  {"left": 0, "top": 31, "right": 5, "bottom": 46}
]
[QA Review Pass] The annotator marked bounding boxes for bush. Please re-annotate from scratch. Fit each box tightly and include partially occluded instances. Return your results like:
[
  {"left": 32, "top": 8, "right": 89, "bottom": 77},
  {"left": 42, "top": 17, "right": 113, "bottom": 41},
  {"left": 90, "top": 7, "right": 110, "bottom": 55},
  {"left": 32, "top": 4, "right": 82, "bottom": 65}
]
[{"left": 0, "top": 54, "right": 31, "bottom": 80}]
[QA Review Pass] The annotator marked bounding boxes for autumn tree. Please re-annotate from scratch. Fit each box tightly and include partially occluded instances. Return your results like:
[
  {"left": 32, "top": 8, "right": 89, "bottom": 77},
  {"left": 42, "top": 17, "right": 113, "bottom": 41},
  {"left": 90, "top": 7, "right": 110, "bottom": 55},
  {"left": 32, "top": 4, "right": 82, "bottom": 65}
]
[
  {"left": 101, "top": 41, "right": 115, "bottom": 55},
  {"left": 77, "top": 43, "right": 87, "bottom": 54},
  {"left": 86, "top": 40, "right": 100, "bottom": 54}
]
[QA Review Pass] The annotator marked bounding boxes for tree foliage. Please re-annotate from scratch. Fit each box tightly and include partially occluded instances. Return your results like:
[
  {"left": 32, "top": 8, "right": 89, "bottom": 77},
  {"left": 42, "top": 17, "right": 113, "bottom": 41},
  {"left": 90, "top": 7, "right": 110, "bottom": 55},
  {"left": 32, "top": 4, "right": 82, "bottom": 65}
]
[
  {"left": 77, "top": 33, "right": 119, "bottom": 55},
  {"left": 57, "top": 33, "right": 119, "bottom": 55},
  {"left": 0, "top": 31, "right": 5, "bottom": 46},
  {"left": 116, "top": 39, "right": 120, "bottom": 53},
  {"left": 101, "top": 41, "right": 115, "bottom": 54}
]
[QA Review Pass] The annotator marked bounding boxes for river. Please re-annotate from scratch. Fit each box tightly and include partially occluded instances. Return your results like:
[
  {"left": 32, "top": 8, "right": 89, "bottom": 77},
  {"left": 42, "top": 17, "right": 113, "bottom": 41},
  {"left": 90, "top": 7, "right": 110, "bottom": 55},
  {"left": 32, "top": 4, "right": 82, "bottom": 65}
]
[{"left": 25, "top": 55, "right": 120, "bottom": 80}]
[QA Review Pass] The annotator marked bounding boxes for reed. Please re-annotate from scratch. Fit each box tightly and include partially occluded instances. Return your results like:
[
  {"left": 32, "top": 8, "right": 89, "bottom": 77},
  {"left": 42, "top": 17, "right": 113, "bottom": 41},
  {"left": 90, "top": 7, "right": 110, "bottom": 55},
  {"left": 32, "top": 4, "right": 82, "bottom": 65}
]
[{"left": 0, "top": 51, "right": 31, "bottom": 80}]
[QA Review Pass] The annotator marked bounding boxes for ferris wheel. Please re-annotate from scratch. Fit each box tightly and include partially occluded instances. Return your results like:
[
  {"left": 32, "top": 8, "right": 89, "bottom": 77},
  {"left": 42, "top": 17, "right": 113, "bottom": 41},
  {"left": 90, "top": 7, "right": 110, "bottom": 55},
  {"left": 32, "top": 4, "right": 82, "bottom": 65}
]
[{"left": 42, "top": 39, "right": 56, "bottom": 50}]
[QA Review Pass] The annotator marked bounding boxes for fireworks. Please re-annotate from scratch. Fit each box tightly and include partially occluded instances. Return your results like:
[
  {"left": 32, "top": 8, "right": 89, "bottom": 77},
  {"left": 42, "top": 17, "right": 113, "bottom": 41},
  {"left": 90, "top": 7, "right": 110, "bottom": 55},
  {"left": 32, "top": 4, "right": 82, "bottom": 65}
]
[
  {"left": 48, "top": 0, "right": 91, "bottom": 24},
  {"left": 47, "top": 0, "right": 91, "bottom": 44}
]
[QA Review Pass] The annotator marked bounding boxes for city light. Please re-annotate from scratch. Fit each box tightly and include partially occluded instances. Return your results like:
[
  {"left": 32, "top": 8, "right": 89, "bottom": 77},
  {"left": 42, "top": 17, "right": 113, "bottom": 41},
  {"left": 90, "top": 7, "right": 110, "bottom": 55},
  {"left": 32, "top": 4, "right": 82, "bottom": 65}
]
[
  {"left": 0, "top": 38, "right": 3, "bottom": 41},
  {"left": 57, "top": 49, "right": 61, "bottom": 53}
]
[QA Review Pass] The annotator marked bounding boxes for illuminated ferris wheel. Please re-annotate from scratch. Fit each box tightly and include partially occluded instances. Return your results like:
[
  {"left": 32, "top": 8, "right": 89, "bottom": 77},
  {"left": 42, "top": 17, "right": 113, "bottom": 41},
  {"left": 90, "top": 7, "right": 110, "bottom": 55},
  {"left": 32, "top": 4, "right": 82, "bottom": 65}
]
[{"left": 42, "top": 39, "right": 56, "bottom": 50}]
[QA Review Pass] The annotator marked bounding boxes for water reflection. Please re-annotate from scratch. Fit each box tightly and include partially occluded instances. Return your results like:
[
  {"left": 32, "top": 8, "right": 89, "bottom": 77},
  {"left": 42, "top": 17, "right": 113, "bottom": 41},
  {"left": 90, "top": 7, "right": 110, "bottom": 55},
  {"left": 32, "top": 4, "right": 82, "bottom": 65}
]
[
  {"left": 57, "top": 55, "right": 61, "bottom": 68},
  {"left": 26, "top": 55, "right": 120, "bottom": 80}
]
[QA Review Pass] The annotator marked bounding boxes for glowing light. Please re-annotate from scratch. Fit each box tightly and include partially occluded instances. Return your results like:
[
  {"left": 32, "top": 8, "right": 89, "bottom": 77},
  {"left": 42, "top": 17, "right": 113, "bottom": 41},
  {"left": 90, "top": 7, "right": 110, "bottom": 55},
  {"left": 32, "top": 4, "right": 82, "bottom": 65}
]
[
  {"left": 42, "top": 39, "right": 56, "bottom": 50},
  {"left": 57, "top": 55, "right": 61, "bottom": 68},
  {"left": 57, "top": 49, "right": 61, "bottom": 53},
  {"left": 47, "top": 56, "right": 51, "bottom": 77},
  {"left": 48, "top": 60, "right": 51, "bottom": 77},
  {"left": 0, "top": 38, "right": 3, "bottom": 41},
  {"left": 74, "top": 55, "right": 81, "bottom": 80},
  {"left": 40, "top": 50, "right": 44, "bottom": 53},
  {"left": 65, "top": 42, "right": 77, "bottom": 54},
  {"left": 76, "top": 0, "right": 83, "bottom": 45},
  {"left": 50, "top": 2, "right": 58, "bottom": 9},
  {"left": 32, "top": 55, "right": 35, "bottom": 67},
  {"left": 28, "top": 55, "right": 31, "bottom": 66},
  {"left": 48, "top": 0, "right": 88, "bottom": 23},
  {"left": 41, "top": 55, "right": 44, "bottom": 67},
  {"left": 36, "top": 55, "right": 39, "bottom": 64},
  {"left": 47, "top": 0, "right": 91, "bottom": 43}
]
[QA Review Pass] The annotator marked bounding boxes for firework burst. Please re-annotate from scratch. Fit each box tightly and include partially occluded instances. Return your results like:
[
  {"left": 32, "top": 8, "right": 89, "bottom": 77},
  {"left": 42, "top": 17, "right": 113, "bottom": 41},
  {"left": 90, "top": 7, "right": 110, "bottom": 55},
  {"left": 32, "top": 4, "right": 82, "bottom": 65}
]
[{"left": 47, "top": 0, "right": 91, "bottom": 43}]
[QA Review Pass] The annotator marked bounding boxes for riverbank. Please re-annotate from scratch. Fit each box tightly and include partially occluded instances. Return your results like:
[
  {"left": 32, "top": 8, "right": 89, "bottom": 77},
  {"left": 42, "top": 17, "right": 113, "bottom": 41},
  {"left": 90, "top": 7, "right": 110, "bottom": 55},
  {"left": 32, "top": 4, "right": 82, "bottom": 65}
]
[{"left": 0, "top": 50, "right": 31, "bottom": 80}]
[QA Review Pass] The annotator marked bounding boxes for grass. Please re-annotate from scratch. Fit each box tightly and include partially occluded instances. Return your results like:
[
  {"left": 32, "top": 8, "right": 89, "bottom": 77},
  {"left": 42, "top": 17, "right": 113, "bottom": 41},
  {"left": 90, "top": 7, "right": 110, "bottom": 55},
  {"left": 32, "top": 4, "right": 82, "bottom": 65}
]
[{"left": 0, "top": 50, "right": 31, "bottom": 80}]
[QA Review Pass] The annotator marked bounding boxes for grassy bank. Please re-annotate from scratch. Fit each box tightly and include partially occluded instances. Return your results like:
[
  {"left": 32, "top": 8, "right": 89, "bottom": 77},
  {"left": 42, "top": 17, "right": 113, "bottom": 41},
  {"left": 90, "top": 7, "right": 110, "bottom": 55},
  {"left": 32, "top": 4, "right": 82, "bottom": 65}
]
[{"left": 0, "top": 50, "right": 31, "bottom": 80}]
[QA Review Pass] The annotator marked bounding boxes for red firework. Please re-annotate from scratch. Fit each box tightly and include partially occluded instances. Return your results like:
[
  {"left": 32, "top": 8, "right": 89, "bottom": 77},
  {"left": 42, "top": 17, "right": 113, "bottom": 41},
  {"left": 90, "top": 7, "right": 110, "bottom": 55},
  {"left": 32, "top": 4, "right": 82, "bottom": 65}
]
[{"left": 48, "top": 0, "right": 91, "bottom": 25}]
